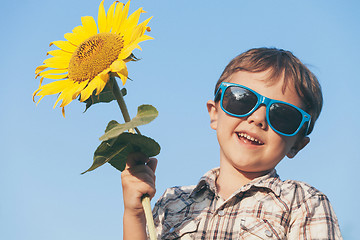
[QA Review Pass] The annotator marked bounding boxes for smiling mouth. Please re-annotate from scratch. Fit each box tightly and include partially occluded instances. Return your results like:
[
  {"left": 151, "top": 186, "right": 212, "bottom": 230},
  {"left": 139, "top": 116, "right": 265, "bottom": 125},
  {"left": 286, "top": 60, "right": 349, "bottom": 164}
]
[{"left": 237, "top": 132, "right": 264, "bottom": 145}]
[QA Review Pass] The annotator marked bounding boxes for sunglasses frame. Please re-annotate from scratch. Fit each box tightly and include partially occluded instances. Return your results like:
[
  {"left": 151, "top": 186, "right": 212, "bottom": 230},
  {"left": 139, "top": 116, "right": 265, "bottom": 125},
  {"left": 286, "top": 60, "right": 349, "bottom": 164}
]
[{"left": 215, "top": 82, "right": 311, "bottom": 136}]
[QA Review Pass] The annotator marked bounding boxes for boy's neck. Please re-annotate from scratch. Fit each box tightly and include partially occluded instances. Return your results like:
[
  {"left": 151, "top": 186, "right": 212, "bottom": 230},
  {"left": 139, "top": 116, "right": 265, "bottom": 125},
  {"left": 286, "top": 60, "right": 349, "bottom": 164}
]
[{"left": 216, "top": 162, "right": 271, "bottom": 200}]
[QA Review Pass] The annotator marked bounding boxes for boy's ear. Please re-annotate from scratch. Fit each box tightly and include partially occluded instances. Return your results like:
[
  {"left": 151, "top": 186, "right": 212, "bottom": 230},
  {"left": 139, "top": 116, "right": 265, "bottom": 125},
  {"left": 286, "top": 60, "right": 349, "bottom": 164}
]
[
  {"left": 207, "top": 100, "right": 218, "bottom": 130},
  {"left": 286, "top": 137, "right": 310, "bottom": 158}
]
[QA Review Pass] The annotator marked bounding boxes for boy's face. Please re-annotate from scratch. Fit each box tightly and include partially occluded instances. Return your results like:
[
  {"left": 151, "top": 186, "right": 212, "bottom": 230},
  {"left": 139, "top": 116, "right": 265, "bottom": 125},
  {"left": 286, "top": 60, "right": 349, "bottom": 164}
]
[{"left": 207, "top": 70, "right": 310, "bottom": 175}]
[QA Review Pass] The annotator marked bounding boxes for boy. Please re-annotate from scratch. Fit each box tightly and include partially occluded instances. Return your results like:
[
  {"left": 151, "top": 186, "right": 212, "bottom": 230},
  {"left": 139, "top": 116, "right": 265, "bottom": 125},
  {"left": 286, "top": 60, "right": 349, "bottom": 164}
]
[{"left": 121, "top": 48, "right": 343, "bottom": 239}]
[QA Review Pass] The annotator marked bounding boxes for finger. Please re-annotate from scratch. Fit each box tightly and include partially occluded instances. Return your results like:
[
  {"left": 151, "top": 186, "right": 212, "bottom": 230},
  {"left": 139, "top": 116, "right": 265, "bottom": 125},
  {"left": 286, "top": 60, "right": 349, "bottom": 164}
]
[
  {"left": 146, "top": 158, "right": 157, "bottom": 173},
  {"left": 121, "top": 171, "right": 155, "bottom": 194},
  {"left": 124, "top": 163, "right": 156, "bottom": 182},
  {"left": 146, "top": 186, "right": 156, "bottom": 199},
  {"left": 125, "top": 152, "right": 147, "bottom": 170},
  {"left": 136, "top": 184, "right": 156, "bottom": 199}
]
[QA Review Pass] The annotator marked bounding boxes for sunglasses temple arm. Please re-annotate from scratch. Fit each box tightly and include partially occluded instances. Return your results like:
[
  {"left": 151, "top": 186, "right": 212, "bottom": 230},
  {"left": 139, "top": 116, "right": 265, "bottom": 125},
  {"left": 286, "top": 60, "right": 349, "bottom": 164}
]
[{"left": 305, "top": 118, "right": 312, "bottom": 136}]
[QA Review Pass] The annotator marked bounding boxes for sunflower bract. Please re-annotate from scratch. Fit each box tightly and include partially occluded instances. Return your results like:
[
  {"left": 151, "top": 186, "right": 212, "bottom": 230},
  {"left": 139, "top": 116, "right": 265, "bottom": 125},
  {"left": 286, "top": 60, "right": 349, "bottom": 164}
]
[{"left": 33, "top": 0, "right": 152, "bottom": 117}]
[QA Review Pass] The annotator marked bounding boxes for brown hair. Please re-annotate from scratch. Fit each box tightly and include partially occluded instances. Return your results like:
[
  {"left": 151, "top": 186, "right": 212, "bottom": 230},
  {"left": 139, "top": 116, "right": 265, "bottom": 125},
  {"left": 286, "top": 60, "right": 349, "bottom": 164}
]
[{"left": 215, "top": 47, "right": 323, "bottom": 135}]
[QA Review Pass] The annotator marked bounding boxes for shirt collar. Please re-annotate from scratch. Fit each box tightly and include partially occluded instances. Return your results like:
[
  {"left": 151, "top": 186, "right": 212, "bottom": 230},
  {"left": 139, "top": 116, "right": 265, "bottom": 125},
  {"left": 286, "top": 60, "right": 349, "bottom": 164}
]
[
  {"left": 190, "top": 168, "right": 219, "bottom": 195},
  {"left": 190, "top": 167, "right": 282, "bottom": 198}
]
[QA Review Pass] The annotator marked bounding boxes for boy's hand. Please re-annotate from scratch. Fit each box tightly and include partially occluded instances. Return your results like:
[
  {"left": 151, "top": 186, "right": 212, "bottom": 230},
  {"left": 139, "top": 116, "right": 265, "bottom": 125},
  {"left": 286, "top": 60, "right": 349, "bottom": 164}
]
[{"left": 121, "top": 152, "right": 157, "bottom": 217}]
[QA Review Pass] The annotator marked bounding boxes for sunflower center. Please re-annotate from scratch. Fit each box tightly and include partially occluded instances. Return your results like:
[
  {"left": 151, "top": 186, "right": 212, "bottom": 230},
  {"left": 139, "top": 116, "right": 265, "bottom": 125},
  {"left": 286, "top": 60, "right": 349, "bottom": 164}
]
[{"left": 68, "top": 32, "right": 124, "bottom": 82}]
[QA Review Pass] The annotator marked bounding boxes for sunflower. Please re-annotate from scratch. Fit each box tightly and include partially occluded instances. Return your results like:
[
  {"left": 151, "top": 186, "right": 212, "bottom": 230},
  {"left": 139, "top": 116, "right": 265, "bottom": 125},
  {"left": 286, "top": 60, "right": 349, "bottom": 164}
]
[{"left": 33, "top": 0, "right": 152, "bottom": 116}]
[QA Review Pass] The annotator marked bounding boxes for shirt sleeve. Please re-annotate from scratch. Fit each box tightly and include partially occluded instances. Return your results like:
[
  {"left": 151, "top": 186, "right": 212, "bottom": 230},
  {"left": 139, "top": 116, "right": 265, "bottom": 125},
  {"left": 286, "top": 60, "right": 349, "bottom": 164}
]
[{"left": 287, "top": 193, "right": 343, "bottom": 240}]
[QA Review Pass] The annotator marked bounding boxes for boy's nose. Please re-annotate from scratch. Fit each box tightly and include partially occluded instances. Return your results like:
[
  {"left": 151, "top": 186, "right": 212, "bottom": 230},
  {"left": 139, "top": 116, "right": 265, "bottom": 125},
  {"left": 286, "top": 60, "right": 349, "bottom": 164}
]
[{"left": 246, "top": 105, "right": 267, "bottom": 130}]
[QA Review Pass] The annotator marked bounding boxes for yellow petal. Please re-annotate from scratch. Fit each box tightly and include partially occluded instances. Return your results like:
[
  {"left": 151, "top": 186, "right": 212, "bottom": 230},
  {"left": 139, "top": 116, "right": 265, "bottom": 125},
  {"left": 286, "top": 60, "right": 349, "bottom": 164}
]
[
  {"left": 37, "top": 68, "right": 68, "bottom": 78},
  {"left": 122, "top": 9, "right": 147, "bottom": 41},
  {"left": 112, "top": 2, "right": 124, "bottom": 34},
  {"left": 98, "top": 0, "right": 107, "bottom": 33},
  {"left": 54, "top": 90, "right": 70, "bottom": 108},
  {"left": 118, "top": 72, "right": 128, "bottom": 85},
  {"left": 96, "top": 77, "right": 107, "bottom": 95},
  {"left": 139, "top": 17, "right": 153, "bottom": 35},
  {"left": 106, "top": 1, "right": 117, "bottom": 32},
  {"left": 128, "top": 23, "right": 146, "bottom": 44},
  {"left": 72, "top": 25, "right": 87, "bottom": 36},
  {"left": 43, "top": 56, "right": 70, "bottom": 69},
  {"left": 53, "top": 88, "right": 69, "bottom": 108},
  {"left": 110, "top": 60, "right": 128, "bottom": 85},
  {"left": 59, "top": 81, "right": 87, "bottom": 108},
  {"left": 114, "top": 0, "right": 130, "bottom": 34},
  {"left": 38, "top": 77, "right": 44, "bottom": 88},
  {"left": 73, "top": 24, "right": 97, "bottom": 45},
  {"left": 118, "top": 41, "right": 139, "bottom": 60},
  {"left": 81, "top": 16, "right": 98, "bottom": 36},
  {"left": 96, "top": 70, "right": 110, "bottom": 94},
  {"left": 44, "top": 54, "right": 71, "bottom": 63},
  {"left": 110, "top": 59, "right": 126, "bottom": 72},
  {"left": 125, "top": 7, "right": 143, "bottom": 32},
  {"left": 80, "top": 78, "right": 98, "bottom": 102},
  {"left": 53, "top": 81, "right": 83, "bottom": 108},
  {"left": 138, "top": 34, "right": 153, "bottom": 42},
  {"left": 53, "top": 88, "right": 71, "bottom": 108},
  {"left": 118, "top": 47, "right": 132, "bottom": 60},
  {"left": 131, "top": 35, "right": 153, "bottom": 51},
  {"left": 35, "top": 96, "right": 45, "bottom": 106},
  {"left": 124, "top": 17, "right": 152, "bottom": 45},
  {"left": 64, "top": 29, "right": 86, "bottom": 46},
  {"left": 33, "top": 77, "right": 45, "bottom": 102},
  {"left": 47, "top": 49, "right": 73, "bottom": 57},
  {"left": 35, "top": 80, "right": 74, "bottom": 108},
  {"left": 43, "top": 74, "right": 68, "bottom": 80},
  {"left": 126, "top": 34, "right": 153, "bottom": 54},
  {"left": 50, "top": 40, "right": 77, "bottom": 53},
  {"left": 35, "top": 65, "right": 47, "bottom": 75},
  {"left": 33, "top": 89, "right": 41, "bottom": 102},
  {"left": 35, "top": 79, "right": 74, "bottom": 97},
  {"left": 72, "top": 80, "right": 89, "bottom": 99}
]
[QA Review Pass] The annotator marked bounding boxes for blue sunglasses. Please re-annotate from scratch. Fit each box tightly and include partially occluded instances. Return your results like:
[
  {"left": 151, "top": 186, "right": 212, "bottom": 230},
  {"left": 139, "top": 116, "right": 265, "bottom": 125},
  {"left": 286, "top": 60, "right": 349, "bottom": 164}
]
[{"left": 215, "top": 82, "right": 311, "bottom": 136}]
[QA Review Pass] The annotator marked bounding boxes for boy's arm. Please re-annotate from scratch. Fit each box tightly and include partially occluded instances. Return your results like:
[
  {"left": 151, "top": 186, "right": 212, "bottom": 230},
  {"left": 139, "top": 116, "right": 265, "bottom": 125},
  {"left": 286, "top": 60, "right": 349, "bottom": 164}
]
[
  {"left": 121, "top": 153, "right": 157, "bottom": 240},
  {"left": 288, "top": 193, "right": 343, "bottom": 240}
]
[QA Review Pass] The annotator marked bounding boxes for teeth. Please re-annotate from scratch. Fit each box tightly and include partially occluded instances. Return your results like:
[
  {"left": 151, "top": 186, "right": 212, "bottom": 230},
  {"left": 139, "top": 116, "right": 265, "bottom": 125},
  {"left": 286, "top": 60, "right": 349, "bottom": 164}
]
[{"left": 238, "top": 133, "right": 263, "bottom": 144}]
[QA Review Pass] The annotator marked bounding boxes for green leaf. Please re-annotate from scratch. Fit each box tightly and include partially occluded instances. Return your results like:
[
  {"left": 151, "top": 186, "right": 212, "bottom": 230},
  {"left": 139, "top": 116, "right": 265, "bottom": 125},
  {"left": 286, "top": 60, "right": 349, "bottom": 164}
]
[
  {"left": 103, "top": 120, "right": 121, "bottom": 147},
  {"left": 81, "top": 143, "right": 128, "bottom": 174},
  {"left": 105, "top": 120, "right": 120, "bottom": 132},
  {"left": 82, "top": 80, "right": 127, "bottom": 112},
  {"left": 81, "top": 132, "right": 160, "bottom": 174},
  {"left": 99, "top": 104, "right": 158, "bottom": 141}
]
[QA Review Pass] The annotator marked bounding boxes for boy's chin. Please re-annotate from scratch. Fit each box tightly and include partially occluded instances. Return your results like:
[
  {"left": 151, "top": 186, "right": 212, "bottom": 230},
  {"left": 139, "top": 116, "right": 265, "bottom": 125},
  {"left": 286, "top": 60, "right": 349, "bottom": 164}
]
[{"left": 235, "top": 166, "right": 274, "bottom": 175}]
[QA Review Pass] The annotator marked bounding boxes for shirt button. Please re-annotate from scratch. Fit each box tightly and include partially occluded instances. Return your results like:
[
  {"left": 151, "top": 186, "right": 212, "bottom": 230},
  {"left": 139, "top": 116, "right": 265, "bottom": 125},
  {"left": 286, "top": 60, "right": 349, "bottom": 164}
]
[
  {"left": 240, "top": 219, "right": 247, "bottom": 230},
  {"left": 265, "top": 229, "right": 273, "bottom": 237},
  {"left": 218, "top": 210, "right": 225, "bottom": 216},
  {"left": 169, "top": 227, "right": 175, "bottom": 233}
]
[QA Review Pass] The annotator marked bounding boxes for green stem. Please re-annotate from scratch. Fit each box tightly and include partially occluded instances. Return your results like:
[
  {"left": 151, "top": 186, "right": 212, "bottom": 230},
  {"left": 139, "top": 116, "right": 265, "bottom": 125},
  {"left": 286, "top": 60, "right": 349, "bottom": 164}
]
[
  {"left": 110, "top": 75, "right": 140, "bottom": 135},
  {"left": 110, "top": 74, "right": 156, "bottom": 240},
  {"left": 142, "top": 194, "right": 157, "bottom": 240}
]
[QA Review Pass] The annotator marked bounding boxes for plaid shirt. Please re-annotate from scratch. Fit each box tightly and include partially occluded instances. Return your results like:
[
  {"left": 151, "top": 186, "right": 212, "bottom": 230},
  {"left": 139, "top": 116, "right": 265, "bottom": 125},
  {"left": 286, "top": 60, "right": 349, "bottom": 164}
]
[{"left": 152, "top": 168, "right": 342, "bottom": 239}]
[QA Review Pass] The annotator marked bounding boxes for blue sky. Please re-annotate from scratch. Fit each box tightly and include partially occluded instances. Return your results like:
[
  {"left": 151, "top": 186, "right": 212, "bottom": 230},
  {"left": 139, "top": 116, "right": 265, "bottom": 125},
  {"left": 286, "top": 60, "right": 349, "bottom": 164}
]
[{"left": 1, "top": 0, "right": 359, "bottom": 239}]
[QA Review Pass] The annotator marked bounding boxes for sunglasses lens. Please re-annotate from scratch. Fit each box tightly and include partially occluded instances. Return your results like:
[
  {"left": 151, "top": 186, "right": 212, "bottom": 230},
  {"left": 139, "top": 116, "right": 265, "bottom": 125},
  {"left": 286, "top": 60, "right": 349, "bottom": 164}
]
[
  {"left": 219, "top": 83, "right": 307, "bottom": 136},
  {"left": 223, "top": 86, "right": 258, "bottom": 116},
  {"left": 269, "top": 103, "right": 303, "bottom": 135}
]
